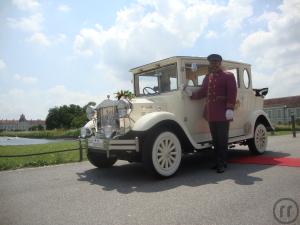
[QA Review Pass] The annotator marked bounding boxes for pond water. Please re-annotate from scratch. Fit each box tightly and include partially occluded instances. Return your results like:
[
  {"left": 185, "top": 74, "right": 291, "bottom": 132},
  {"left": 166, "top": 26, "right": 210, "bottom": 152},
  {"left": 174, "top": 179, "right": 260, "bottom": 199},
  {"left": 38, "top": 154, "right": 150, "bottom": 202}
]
[{"left": 0, "top": 137, "right": 65, "bottom": 146}]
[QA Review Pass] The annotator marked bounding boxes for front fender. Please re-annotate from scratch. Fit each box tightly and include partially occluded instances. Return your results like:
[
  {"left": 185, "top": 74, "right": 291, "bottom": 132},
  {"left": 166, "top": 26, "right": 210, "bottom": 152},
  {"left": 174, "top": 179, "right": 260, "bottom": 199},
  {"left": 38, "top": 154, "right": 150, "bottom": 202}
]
[
  {"left": 132, "top": 111, "right": 199, "bottom": 148},
  {"left": 132, "top": 112, "right": 177, "bottom": 131}
]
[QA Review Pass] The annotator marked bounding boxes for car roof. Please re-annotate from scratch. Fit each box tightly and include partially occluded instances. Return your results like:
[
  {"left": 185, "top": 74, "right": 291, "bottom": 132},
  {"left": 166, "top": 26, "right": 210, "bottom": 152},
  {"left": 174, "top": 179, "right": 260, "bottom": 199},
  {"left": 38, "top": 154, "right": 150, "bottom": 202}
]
[{"left": 129, "top": 56, "right": 251, "bottom": 74}]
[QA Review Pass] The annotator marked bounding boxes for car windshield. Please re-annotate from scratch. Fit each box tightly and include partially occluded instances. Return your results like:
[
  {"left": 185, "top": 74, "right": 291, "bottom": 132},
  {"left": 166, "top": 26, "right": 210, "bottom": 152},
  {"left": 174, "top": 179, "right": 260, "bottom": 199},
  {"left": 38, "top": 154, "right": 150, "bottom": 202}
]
[{"left": 135, "top": 64, "right": 178, "bottom": 96}]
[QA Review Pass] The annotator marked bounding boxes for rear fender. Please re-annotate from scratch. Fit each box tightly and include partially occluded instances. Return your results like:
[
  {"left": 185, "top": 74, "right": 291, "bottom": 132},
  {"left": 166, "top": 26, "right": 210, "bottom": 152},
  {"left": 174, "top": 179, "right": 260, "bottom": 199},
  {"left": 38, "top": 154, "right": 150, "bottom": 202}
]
[{"left": 246, "top": 110, "right": 274, "bottom": 138}]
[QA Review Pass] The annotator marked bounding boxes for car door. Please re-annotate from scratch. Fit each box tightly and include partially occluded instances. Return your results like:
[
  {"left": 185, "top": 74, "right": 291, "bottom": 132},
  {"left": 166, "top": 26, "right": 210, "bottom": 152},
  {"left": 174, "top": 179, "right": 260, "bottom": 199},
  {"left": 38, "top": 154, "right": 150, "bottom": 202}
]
[
  {"left": 182, "top": 61, "right": 246, "bottom": 144},
  {"left": 224, "top": 66, "right": 246, "bottom": 138},
  {"left": 238, "top": 66, "right": 256, "bottom": 135},
  {"left": 181, "top": 60, "right": 211, "bottom": 143}
]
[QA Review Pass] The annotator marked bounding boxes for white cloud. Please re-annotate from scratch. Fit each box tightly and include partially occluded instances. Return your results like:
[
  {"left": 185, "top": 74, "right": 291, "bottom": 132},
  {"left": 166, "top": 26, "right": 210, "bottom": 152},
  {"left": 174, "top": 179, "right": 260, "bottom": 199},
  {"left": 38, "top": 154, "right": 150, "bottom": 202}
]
[
  {"left": 14, "top": 74, "right": 38, "bottom": 84},
  {"left": 58, "top": 4, "right": 71, "bottom": 12},
  {"left": 0, "top": 85, "right": 105, "bottom": 119},
  {"left": 8, "top": 3, "right": 67, "bottom": 47},
  {"left": 241, "top": 0, "right": 300, "bottom": 98},
  {"left": 27, "top": 32, "right": 66, "bottom": 46},
  {"left": 0, "top": 59, "right": 6, "bottom": 70},
  {"left": 7, "top": 13, "right": 43, "bottom": 33},
  {"left": 205, "top": 30, "right": 217, "bottom": 39},
  {"left": 8, "top": 88, "right": 25, "bottom": 97},
  {"left": 224, "top": 0, "right": 253, "bottom": 30},
  {"left": 27, "top": 32, "right": 50, "bottom": 46},
  {"left": 12, "top": 0, "right": 40, "bottom": 12},
  {"left": 56, "top": 33, "right": 67, "bottom": 43},
  {"left": 74, "top": 0, "right": 252, "bottom": 81},
  {"left": 47, "top": 85, "right": 103, "bottom": 107},
  {"left": 254, "top": 11, "right": 278, "bottom": 23}
]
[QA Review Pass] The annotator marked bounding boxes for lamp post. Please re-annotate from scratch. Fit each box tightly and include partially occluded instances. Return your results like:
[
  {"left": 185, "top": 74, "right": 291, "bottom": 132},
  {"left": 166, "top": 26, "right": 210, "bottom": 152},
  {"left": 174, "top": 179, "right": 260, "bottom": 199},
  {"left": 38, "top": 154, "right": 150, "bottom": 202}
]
[
  {"left": 283, "top": 105, "right": 287, "bottom": 125},
  {"left": 291, "top": 112, "right": 296, "bottom": 137}
]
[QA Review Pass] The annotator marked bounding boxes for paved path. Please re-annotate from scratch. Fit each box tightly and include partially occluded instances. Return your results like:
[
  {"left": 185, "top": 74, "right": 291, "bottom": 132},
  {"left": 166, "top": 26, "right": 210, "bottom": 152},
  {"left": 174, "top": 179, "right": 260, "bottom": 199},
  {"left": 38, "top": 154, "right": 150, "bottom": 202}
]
[{"left": 1, "top": 135, "right": 299, "bottom": 225}]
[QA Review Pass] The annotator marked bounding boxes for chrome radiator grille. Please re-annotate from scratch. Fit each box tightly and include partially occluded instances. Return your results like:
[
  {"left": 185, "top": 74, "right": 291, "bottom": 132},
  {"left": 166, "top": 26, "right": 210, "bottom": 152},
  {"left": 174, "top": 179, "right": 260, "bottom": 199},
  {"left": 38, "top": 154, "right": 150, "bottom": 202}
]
[{"left": 97, "top": 106, "right": 119, "bottom": 129}]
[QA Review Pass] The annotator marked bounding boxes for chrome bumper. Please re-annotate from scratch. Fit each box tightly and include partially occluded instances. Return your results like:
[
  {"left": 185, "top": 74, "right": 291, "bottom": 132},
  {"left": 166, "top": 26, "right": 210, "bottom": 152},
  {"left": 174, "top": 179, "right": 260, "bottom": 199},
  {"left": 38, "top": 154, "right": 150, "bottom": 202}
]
[{"left": 87, "top": 136, "right": 139, "bottom": 154}]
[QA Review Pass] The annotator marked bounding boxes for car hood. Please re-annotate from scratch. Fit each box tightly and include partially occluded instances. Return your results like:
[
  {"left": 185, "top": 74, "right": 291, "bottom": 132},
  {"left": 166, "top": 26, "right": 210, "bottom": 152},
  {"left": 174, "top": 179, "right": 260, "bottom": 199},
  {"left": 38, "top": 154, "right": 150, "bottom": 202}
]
[{"left": 129, "top": 97, "right": 167, "bottom": 120}]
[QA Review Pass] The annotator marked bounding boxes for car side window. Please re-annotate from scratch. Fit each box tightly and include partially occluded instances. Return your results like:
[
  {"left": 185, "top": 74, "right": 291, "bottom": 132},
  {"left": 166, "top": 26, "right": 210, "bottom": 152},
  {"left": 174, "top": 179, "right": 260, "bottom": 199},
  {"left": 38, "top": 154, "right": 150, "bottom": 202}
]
[
  {"left": 243, "top": 69, "right": 250, "bottom": 89},
  {"left": 197, "top": 74, "right": 206, "bottom": 86},
  {"left": 186, "top": 72, "right": 206, "bottom": 86},
  {"left": 185, "top": 63, "right": 208, "bottom": 86},
  {"left": 160, "top": 69, "right": 178, "bottom": 92},
  {"left": 225, "top": 68, "right": 239, "bottom": 88},
  {"left": 170, "top": 77, "right": 177, "bottom": 90}
]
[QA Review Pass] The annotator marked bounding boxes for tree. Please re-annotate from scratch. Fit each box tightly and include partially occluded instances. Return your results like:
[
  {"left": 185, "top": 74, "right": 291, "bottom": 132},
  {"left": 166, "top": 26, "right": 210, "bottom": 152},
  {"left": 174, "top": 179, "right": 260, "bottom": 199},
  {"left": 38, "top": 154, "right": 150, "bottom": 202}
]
[
  {"left": 29, "top": 124, "right": 44, "bottom": 131},
  {"left": 46, "top": 107, "right": 61, "bottom": 129},
  {"left": 71, "top": 114, "right": 88, "bottom": 128},
  {"left": 46, "top": 103, "right": 93, "bottom": 130},
  {"left": 83, "top": 101, "right": 96, "bottom": 111}
]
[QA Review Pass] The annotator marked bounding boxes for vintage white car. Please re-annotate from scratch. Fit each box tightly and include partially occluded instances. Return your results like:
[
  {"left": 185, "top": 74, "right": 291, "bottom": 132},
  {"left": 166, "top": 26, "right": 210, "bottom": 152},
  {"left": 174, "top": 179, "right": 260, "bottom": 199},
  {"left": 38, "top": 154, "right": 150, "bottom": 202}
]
[{"left": 81, "top": 56, "right": 273, "bottom": 177}]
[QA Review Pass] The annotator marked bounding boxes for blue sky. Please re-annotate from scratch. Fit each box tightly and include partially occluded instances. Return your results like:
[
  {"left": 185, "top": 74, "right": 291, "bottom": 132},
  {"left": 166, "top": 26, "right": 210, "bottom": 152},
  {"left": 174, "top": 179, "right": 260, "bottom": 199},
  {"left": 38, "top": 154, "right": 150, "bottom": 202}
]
[{"left": 0, "top": 0, "right": 299, "bottom": 119}]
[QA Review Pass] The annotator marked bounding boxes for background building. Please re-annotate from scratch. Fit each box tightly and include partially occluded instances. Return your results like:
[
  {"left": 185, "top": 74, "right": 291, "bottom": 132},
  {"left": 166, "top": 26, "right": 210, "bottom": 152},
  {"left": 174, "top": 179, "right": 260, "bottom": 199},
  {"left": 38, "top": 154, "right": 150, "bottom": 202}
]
[
  {"left": 264, "top": 95, "right": 300, "bottom": 125},
  {"left": 0, "top": 114, "right": 45, "bottom": 131}
]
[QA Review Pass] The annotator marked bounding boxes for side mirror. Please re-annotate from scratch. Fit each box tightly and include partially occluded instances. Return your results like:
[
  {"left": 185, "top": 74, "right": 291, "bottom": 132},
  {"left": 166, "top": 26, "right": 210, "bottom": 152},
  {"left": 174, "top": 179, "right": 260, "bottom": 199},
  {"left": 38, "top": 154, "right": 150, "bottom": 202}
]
[{"left": 253, "top": 88, "right": 268, "bottom": 97}]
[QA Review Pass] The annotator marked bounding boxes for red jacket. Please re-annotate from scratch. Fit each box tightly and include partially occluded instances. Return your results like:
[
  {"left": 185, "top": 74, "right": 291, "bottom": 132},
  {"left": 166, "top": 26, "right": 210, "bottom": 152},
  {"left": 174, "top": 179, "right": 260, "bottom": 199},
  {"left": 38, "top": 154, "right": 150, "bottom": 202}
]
[{"left": 191, "top": 70, "right": 237, "bottom": 122}]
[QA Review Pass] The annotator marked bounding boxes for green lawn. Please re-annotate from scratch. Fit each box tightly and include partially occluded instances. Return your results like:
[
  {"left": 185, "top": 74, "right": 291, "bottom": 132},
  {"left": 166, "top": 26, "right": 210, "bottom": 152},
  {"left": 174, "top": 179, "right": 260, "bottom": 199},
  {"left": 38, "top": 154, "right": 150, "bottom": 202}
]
[
  {"left": 0, "top": 129, "right": 80, "bottom": 139},
  {"left": 269, "top": 131, "right": 297, "bottom": 136},
  {"left": 0, "top": 140, "right": 87, "bottom": 171}
]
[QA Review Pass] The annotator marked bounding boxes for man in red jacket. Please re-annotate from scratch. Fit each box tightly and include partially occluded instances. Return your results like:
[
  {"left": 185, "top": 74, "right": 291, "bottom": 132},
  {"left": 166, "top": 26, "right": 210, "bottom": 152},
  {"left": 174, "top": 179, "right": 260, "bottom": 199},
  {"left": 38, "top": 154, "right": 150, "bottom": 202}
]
[{"left": 187, "top": 54, "right": 237, "bottom": 173}]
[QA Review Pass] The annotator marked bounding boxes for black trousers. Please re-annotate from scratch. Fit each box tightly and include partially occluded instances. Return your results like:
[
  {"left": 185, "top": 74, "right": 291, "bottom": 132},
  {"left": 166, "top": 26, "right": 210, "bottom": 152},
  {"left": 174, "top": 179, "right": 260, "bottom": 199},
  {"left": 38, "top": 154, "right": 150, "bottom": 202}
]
[{"left": 209, "top": 121, "right": 230, "bottom": 167}]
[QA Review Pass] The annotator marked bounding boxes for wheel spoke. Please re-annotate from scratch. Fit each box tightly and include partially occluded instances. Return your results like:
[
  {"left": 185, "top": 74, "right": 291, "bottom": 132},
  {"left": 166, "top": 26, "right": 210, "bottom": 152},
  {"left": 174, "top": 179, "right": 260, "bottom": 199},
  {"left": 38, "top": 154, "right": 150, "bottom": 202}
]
[
  {"left": 164, "top": 159, "right": 169, "bottom": 168},
  {"left": 158, "top": 147, "right": 163, "bottom": 154},
  {"left": 163, "top": 159, "right": 167, "bottom": 168},
  {"left": 159, "top": 143, "right": 164, "bottom": 150},
  {"left": 165, "top": 159, "right": 169, "bottom": 168},
  {"left": 169, "top": 155, "right": 175, "bottom": 163},
  {"left": 158, "top": 157, "right": 164, "bottom": 163},
  {"left": 163, "top": 140, "right": 168, "bottom": 151},
  {"left": 167, "top": 158, "right": 172, "bottom": 168},
  {"left": 167, "top": 139, "right": 172, "bottom": 148},
  {"left": 160, "top": 159, "right": 164, "bottom": 167},
  {"left": 169, "top": 145, "right": 175, "bottom": 152}
]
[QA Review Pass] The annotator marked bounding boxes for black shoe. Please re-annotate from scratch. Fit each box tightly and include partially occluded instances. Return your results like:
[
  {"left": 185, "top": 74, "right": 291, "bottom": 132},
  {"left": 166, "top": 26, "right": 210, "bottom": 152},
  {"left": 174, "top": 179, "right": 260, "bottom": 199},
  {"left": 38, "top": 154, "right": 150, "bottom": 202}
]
[
  {"left": 211, "top": 164, "right": 227, "bottom": 170},
  {"left": 216, "top": 166, "right": 225, "bottom": 173}
]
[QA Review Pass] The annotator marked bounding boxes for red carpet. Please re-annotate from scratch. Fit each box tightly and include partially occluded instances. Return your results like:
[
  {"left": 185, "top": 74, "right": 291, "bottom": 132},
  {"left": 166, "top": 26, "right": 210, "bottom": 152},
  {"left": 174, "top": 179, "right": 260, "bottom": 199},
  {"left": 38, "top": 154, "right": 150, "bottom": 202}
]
[{"left": 229, "top": 156, "right": 300, "bottom": 167}]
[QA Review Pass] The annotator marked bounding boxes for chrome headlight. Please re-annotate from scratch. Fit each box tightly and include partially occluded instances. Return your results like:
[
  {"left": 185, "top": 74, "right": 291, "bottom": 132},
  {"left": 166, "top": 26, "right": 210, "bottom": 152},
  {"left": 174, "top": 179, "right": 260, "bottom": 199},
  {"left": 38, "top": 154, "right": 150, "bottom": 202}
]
[
  {"left": 80, "top": 127, "right": 92, "bottom": 138},
  {"left": 117, "top": 99, "right": 132, "bottom": 118},
  {"left": 86, "top": 105, "right": 96, "bottom": 120},
  {"left": 103, "top": 125, "right": 113, "bottom": 138},
  {"left": 80, "top": 121, "right": 95, "bottom": 138}
]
